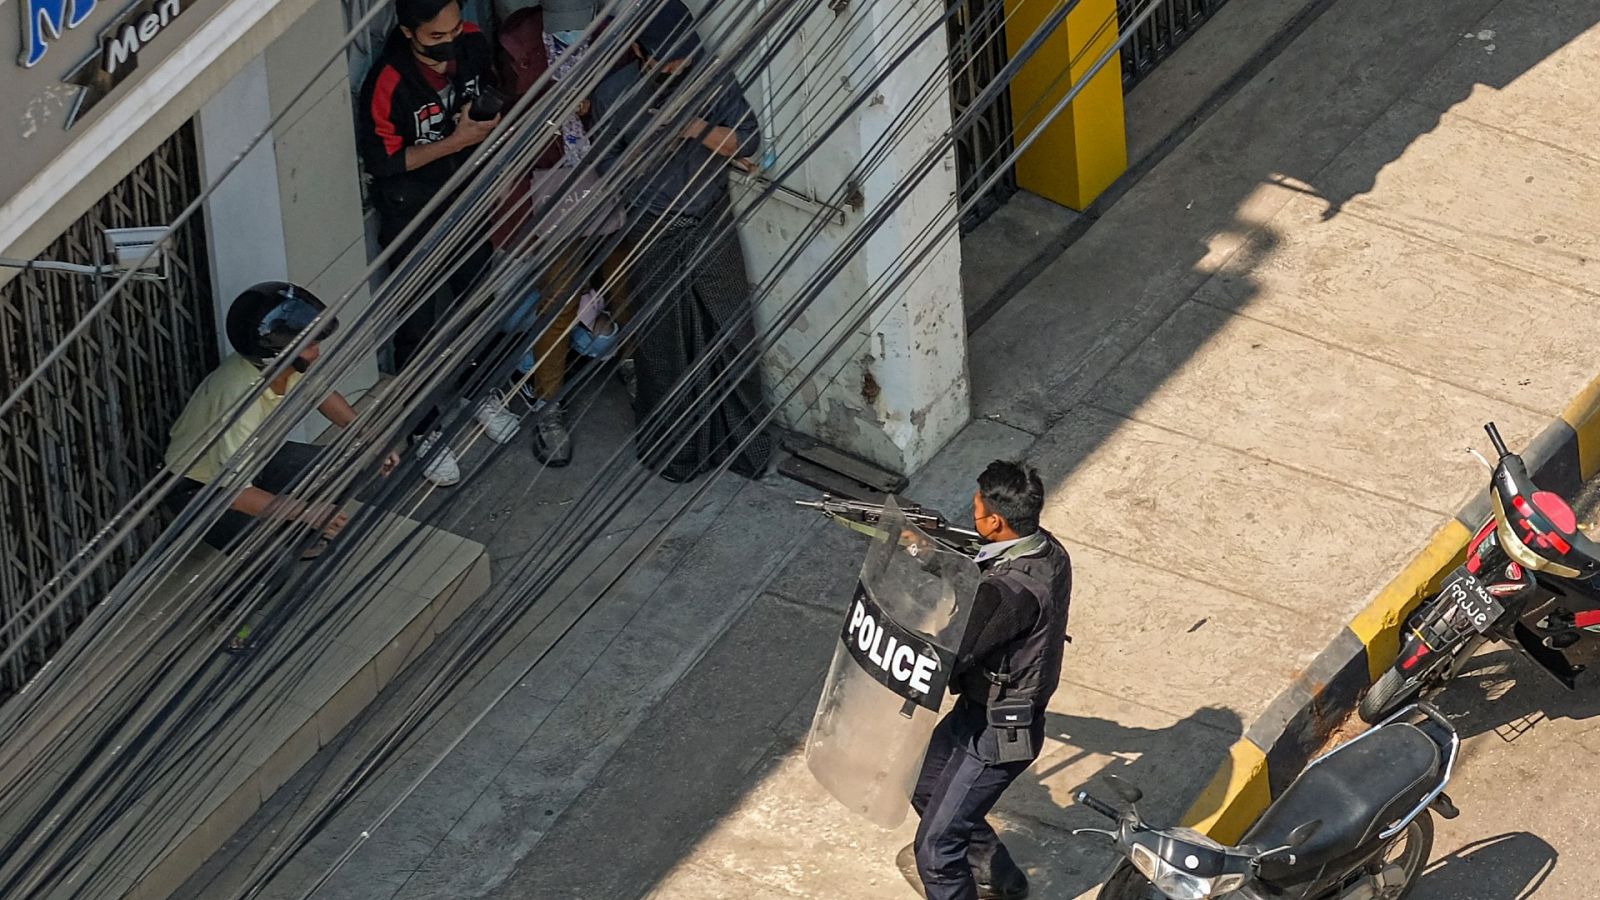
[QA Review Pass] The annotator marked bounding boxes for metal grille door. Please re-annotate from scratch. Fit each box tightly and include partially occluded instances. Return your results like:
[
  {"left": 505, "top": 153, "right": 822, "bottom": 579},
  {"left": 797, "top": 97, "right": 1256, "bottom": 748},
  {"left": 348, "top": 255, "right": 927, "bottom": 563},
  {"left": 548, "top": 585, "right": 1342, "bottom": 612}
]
[
  {"left": 1119, "top": 0, "right": 1232, "bottom": 89},
  {"left": 948, "top": 0, "right": 1018, "bottom": 233},
  {"left": 0, "top": 123, "right": 216, "bottom": 699}
]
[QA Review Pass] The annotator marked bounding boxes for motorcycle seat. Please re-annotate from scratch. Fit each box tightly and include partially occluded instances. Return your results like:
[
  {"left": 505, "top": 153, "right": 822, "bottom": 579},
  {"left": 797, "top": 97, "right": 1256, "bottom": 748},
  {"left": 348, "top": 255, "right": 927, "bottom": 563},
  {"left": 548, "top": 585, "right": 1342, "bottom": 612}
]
[
  {"left": 1244, "top": 723, "right": 1440, "bottom": 886},
  {"left": 1534, "top": 492, "right": 1600, "bottom": 568},
  {"left": 1502, "top": 485, "right": 1600, "bottom": 574}
]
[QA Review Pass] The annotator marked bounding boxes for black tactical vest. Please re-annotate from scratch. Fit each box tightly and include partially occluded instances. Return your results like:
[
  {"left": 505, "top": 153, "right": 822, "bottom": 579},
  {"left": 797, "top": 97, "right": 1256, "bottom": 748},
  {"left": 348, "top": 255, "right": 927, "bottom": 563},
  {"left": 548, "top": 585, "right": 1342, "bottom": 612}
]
[{"left": 956, "top": 531, "right": 1073, "bottom": 709}]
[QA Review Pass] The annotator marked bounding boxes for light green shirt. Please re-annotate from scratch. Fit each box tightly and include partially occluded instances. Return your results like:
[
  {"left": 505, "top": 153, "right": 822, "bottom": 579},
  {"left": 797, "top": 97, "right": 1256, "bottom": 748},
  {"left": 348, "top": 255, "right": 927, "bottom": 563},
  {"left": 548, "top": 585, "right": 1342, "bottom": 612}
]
[{"left": 165, "top": 353, "right": 300, "bottom": 484}]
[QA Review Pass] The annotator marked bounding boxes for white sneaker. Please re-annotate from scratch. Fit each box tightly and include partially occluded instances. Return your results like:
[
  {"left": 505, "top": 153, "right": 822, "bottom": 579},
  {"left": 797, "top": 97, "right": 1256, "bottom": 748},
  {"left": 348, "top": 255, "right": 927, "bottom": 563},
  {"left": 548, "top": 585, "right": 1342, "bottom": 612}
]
[
  {"left": 412, "top": 431, "right": 462, "bottom": 487},
  {"left": 475, "top": 392, "right": 522, "bottom": 444}
]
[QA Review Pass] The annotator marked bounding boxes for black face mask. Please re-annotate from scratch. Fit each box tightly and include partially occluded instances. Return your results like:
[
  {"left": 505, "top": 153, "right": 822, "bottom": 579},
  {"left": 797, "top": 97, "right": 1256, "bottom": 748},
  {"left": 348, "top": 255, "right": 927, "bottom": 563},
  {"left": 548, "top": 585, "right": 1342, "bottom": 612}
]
[{"left": 416, "top": 38, "right": 458, "bottom": 62}]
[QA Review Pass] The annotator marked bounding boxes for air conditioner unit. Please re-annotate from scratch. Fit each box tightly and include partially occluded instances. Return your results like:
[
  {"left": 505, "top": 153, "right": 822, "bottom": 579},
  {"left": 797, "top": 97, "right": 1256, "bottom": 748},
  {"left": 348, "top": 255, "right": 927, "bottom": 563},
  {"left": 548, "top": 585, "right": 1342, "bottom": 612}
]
[
  {"left": 0, "top": 225, "right": 172, "bottom": 282},
  {"left": 103, "top": 226, "right": 170, "bottom": 273}
]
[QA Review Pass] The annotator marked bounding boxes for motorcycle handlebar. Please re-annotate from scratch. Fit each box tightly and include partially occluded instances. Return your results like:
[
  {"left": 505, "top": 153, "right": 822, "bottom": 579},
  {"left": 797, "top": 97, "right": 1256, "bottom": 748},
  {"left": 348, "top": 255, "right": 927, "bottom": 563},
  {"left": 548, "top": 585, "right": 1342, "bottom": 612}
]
[
  {"left": 1075, "top": 791, "right": 1122, "bottom": 821},
  {"left": 1484, "top": 422, "right": 1510, "bottom": 459}
]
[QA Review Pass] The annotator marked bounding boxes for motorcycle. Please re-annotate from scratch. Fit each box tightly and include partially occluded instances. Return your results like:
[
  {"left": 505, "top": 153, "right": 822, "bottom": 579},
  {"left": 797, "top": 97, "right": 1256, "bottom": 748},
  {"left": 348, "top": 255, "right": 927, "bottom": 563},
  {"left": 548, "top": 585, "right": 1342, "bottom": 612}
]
[
  {"left": 1077, "top": 704, "right": 1460, "bottom": 900},
  {"left": 1359, "top": 422, "right": 1600, "bottom": 723}
]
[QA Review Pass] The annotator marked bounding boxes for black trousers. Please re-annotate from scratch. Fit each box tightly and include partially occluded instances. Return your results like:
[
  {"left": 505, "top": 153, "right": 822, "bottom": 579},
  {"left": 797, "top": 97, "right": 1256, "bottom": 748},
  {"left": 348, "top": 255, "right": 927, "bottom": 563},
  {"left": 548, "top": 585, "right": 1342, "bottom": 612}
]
[
  {"left": 169, "top": 441, "right": 323, "bottom": 552},
  {"left": 380, "top": 212, "right": 495, "bottom": 436},
  {"left": 912, "top": 706, "right": 1032, "bottom": 900},
  {"left": 624, "top": 203, "right": 773, "bottom": 482}
]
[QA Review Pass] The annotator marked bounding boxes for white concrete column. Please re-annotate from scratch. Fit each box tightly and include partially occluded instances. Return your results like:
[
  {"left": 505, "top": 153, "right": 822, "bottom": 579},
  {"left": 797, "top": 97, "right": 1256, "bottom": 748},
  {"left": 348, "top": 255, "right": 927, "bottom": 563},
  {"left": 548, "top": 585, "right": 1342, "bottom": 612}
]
[
  {"left": 196, "top": 55, "right": 292, "bottom": 361},
  {"left": 196, "top": 0, "right": 377, "bottom": 438},
  {"left": 263, "top": 0, "right": 380, "bottom": 402},
  {"left": 732, "top": 0, "right": 970, "bottom": 476}
]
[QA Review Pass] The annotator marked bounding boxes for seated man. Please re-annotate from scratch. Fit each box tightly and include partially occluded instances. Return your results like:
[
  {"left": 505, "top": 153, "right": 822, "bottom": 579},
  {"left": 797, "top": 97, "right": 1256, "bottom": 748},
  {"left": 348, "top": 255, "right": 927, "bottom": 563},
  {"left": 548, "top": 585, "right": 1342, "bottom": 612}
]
[{"left": 164, "top": 282, "right": 397, "bottom": 558}]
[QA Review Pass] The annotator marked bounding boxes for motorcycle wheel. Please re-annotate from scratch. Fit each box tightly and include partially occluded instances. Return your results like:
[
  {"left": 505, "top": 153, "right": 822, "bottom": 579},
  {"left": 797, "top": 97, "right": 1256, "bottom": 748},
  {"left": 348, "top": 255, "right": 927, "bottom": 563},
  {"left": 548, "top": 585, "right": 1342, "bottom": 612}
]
[
  {"left": 1358, "top": 634, "right": 1488, "bottom": 724},
  {"left": 1370, "top": 813, "right": 1433, "bottom": 899},
  {"left": 1097, "top": 860, "right": 1163, "bottom": 900},
  {"left": 1358, "top": 668, "right": 1421, "bottom": 724}
]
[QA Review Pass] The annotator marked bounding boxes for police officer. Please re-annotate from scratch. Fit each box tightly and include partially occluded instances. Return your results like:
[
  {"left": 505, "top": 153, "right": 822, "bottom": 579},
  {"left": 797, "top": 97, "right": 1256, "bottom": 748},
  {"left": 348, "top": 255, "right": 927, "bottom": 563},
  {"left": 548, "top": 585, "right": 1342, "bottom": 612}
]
[{"left": 905, "top": 460, "right": 1072, "bottom": 900}]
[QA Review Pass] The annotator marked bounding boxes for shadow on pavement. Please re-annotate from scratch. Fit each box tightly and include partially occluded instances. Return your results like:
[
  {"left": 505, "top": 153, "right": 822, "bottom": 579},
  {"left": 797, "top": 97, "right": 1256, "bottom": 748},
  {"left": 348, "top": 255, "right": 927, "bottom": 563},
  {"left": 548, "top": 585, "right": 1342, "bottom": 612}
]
[
  {"left": 1435, "top": 649, "right": 1600, "bottom": 741},
  {"left": 199, "top": 2, "right": 1600, "bottom": 897},
  {"left": 1416, "top": 832, "right": 1558, "bottom": 900},
  {"left": 995, "top": 708, "right": 1246, "bottom": 898},
  {"left": 527, "top": 3, "right": 1600, "bottom": 896},
  {"left": 1028, "top": 707, "right": 1244, "bottom": 824}
]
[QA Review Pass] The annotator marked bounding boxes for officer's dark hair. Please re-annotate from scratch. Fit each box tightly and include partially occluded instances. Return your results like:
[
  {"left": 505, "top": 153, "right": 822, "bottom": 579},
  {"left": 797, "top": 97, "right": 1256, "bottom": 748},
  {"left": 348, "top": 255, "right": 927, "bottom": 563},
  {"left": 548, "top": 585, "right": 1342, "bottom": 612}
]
[
  {"left": 977, "top": 459, "right": 1045, "bottom": 537},
  {"left": 396, "top": 0, "right": 457, "bottom": 30}
]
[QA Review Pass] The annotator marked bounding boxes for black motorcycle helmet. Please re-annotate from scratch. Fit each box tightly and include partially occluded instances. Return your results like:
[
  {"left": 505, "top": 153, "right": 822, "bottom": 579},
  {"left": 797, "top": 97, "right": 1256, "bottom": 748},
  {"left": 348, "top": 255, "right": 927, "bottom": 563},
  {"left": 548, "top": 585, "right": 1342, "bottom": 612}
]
[{"left": 225, "top": 282, "right": 338, "bottom": 370}]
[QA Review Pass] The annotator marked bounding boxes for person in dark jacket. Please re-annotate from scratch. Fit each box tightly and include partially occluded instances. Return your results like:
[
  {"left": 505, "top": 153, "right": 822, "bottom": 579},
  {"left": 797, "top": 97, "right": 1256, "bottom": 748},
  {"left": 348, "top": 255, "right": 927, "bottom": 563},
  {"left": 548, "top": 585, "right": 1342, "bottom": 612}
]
[
  {"left": 589, "top": 0, "right": 773, "bottom": 483},
  {"left": 356, "top": 0, "right": 516, "bottom": 484},
  {"left": 358, "top": 0, "right": 497, "bottom": 244},
  {"left": 902, "top": 460, "right": 1072, "bottom": 900}
]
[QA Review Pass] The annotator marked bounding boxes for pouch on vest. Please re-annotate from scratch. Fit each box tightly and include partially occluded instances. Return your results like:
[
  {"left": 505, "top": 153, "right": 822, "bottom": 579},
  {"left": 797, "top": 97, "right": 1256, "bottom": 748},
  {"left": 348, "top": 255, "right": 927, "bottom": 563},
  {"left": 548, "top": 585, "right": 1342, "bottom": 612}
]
[{"left": 987, "top": 697, "right": 1034, "bottom": 763}]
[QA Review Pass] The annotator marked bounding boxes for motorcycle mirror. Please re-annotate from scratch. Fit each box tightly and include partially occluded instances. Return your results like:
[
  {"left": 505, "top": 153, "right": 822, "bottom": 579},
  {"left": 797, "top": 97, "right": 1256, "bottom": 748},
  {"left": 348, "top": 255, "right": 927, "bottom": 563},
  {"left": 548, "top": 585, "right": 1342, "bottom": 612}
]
[
  {"left": 1103, "top": 774, "right": 1143, "bottom": 805},
  {"left": 1484, "top": 422, "right": 1510, "bottom": 458},
  {"left": 1287, "top": 820, "right": 1322, "bottom": 848}
]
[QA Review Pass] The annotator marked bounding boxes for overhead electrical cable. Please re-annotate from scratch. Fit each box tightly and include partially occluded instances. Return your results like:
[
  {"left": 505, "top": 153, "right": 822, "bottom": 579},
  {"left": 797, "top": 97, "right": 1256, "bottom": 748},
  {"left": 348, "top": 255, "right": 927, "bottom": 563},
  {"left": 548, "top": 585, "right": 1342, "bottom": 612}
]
[{"left": 0, "top": 0, "right": 1152, "bottom": 883}]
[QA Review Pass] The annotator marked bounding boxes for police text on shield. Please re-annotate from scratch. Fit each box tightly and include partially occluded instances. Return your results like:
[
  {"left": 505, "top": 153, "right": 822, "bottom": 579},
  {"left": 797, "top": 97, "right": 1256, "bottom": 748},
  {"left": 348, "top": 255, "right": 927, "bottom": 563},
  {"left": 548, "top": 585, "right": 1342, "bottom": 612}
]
[{"left": 846, "top": 596, "right": 939, "bottom": 695}]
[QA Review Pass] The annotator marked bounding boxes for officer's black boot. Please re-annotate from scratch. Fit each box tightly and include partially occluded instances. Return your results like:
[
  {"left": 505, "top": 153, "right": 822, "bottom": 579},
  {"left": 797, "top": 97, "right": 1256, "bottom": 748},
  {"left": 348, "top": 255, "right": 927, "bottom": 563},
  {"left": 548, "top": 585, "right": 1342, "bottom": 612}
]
[
  {"left": 896, "top": 843, "right": 928, "bottom": 898},
  {"left": 975, "top": 873, "right": 1029, "bottom": 900},
  {"left": 897, "top": 841, "right": 1030, "bottom": 899},
  {"left": 974, "top": 844, "right": 1030, "bottom": 899}
]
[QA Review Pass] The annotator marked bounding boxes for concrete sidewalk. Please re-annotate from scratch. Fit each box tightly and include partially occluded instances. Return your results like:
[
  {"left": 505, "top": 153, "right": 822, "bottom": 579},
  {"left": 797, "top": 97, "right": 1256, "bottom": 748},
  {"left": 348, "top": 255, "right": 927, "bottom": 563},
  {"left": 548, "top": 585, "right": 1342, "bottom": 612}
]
[
  {"left": 615, "top": 0, "right": 1600, "bottom": 893},
  {"left": 189, "top": 0, "right": 1600, "bottom": 897}
]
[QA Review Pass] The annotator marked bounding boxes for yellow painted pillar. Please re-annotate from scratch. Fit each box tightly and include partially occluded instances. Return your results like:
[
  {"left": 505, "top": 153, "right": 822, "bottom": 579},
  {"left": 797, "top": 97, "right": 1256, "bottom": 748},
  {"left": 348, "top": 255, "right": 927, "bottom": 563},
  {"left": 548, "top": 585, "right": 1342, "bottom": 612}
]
[{"left": 1004, "top": 0, "right": 1129, "bottom": 210}]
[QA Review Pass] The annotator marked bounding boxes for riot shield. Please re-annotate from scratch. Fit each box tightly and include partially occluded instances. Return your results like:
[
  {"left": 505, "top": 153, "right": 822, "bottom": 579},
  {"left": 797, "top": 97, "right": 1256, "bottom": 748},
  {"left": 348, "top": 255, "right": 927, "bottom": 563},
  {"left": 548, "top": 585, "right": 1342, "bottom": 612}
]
[{"left": 805, "top": 496, "right": 980, "bottom": 827}]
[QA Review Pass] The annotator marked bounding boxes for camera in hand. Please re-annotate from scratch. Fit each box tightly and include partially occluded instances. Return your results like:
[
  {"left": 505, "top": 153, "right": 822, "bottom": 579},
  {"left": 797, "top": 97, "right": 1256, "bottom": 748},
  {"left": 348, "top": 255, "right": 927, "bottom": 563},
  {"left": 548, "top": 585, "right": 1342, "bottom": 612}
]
[{"left": 469, "top": 85, "right": 506, "bottom": 121}]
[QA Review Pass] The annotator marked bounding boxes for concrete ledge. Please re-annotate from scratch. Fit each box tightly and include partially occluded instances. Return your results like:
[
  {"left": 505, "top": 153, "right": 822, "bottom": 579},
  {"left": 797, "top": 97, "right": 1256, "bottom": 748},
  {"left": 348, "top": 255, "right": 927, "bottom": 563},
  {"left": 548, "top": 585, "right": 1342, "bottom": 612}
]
[
  {"left": 1180, "top": 736, "right": 1271, "bottom": 844},
  {"left": 1181, "top": 371, "right": 1600, "bottom": 841},
  {"left": 0, "top": 512, "right": 489, "bottom": 900},
  {"left": 127, "top": 549, "right": 490, "bottom": 900}
]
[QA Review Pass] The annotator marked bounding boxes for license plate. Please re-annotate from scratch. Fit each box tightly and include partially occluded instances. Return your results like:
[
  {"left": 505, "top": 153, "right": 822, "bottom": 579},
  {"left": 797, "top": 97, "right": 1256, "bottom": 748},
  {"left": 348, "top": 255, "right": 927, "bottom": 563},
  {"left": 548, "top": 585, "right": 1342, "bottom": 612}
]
[{"left": 1438, "top": 570, "right": 1505, "bottom": 633}]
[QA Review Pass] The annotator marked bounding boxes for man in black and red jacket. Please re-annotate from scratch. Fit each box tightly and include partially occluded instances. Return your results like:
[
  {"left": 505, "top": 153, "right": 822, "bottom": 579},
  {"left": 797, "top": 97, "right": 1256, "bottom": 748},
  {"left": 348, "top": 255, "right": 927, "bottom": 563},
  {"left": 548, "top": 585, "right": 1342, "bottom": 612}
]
[{"left": 357, "top": 0, "right": 516, "bottom": 484}]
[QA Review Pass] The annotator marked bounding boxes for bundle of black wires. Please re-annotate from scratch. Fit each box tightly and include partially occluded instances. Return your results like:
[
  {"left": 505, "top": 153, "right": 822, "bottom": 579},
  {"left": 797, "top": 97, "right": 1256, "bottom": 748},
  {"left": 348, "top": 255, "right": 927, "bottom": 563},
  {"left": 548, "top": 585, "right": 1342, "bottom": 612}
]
[{"left": 0, "top": 0, "right": 1166, "bottom": 895}]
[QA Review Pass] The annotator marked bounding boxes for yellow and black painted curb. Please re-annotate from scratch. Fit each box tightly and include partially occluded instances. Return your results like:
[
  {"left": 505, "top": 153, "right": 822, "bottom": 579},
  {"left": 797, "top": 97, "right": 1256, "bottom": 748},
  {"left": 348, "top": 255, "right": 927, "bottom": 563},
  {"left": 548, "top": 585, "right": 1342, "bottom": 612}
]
[{"left": 1179, "top": 383, "right": 1600, "bottom": 843}]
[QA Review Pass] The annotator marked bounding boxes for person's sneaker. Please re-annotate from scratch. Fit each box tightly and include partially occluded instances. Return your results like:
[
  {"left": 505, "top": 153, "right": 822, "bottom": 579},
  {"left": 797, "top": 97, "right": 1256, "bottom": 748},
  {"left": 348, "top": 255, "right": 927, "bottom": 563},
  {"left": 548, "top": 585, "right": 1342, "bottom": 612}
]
[
  {"left": 531, "top": 404, "right": 573, "bottom": 467},
  {"left": 516, "top": 379, "right": 541, "bottom": 413},
  {"left": 411, "top": 431, "right": 462, "bottom": 486},
  {"left": 476, "top": 392, "right": 522, "bottom": 444},
  {"left": 617, "top": 357, "right": 637, "bottom": 401}
]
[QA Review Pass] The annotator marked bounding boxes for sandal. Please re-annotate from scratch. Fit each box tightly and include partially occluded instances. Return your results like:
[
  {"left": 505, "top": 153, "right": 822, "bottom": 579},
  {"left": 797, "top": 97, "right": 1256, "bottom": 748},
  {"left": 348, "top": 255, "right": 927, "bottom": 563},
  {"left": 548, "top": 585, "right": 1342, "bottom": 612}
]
[{"left": 223, "top": 625, "right": 255, "bottom": 656}]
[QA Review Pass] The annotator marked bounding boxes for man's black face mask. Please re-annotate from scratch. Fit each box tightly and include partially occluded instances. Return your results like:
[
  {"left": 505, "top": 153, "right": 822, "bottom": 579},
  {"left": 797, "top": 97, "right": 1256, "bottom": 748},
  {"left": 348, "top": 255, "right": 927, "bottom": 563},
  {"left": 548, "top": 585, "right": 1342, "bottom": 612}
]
[{"left": 416, "top": 38, "right": 459, "bottom": 62}]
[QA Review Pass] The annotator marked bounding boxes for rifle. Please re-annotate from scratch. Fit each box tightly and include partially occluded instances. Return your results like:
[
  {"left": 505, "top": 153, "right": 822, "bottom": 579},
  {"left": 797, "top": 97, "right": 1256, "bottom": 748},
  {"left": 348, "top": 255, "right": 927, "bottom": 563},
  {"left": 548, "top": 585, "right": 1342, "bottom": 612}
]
[{"left": 796, "top": 495, "right": 983, "bottom": 557}]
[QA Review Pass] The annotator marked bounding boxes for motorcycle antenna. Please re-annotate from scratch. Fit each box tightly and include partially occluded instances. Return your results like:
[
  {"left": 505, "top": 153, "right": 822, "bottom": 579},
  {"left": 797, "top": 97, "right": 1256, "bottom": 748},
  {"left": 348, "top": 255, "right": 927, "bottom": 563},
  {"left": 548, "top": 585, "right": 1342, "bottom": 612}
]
[{"left": 1467, "top": 446, "right": 1493, "bottom": 470}]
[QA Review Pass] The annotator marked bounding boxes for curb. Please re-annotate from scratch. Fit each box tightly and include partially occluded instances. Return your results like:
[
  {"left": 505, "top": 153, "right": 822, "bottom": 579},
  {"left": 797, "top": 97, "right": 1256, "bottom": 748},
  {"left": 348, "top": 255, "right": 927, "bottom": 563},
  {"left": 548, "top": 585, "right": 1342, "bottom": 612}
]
[{"left": 1179, "top": 381, "right": 1600, "bottom": 843}]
